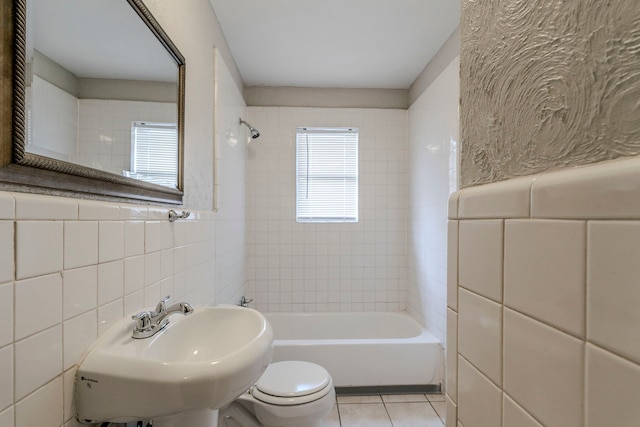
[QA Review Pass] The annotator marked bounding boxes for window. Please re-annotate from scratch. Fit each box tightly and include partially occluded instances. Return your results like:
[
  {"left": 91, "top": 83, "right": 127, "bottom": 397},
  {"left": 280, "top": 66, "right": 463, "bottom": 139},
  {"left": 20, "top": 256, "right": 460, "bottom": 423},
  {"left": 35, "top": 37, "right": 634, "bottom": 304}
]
[
  {"left": 296, "top": 127, "right": 358, "bottom": 222},
  {"left": 130, "top": 121, "right": 178, "bottom": 188}
]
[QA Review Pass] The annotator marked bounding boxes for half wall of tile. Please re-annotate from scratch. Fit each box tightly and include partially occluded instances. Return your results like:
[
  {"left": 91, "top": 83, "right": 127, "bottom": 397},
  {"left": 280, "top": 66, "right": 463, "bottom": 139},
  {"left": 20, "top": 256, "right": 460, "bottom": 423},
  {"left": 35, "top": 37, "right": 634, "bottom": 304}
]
[
  {"left": 245, "top": 107, "right": 408, "bottom": 312},
  {"left": 0, "top": 194, "right": 219, "bottom": 427},
  {"left": 446, "top": 156, "right": 640, "bottom": 427}
]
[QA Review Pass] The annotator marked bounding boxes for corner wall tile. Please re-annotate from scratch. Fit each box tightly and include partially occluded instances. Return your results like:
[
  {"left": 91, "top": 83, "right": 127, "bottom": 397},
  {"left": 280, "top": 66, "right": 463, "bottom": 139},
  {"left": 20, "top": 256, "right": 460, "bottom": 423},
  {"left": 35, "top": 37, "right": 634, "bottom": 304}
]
[
  {"left": 445, "top": 394, "right": 457, "bottom": 427},
  {"left": 457, "top": 356, "right": 502, "bottom": 427},
  {"left": 504, "top": 220, "right": 586, "bottom": 337},
  {"left": 446, "top": 308, "right": 458, "bottom": 402},
  {"left": 447, "top": 220, "right": 458, "bottom": 310},
  {"left": 448, "top": 191, "right": 461, "bottom": 219},
  {"left": 0, "top": 345, "right": 13, "bottom": 412},
  {"left": 0, "top": 193, "right": 14, "bottom": 219},
  {"left": 588, "top": 221, "right": 640, "bottom": 364},
  {"left": 458, "top": 176, "right": 534, "bottom": 219},
  {"left": 586, "top": 344, "right": 640, "bottom": 427},
  {"left": 458, "top": 220, "right": 503, "bottom": 302},
  {"left": 16, "top": 221, "right": 63, "bottom": 279},
  {"left": 0, "top": 222, "right": 13, "bottom": 283},
  {"left": 15, "top": 326, "right": 63, "bottom": 400},
  {"left": 531, "top": 157, "right": 640, "bottom": 219},
  {"left": 0, "top": 284, "right": 13, "bottom": 347},
  {"left": 458, "top": 289, "right": 502, "bottom": 386},
  {"left": 504, "top": 309, "right": 583, "bottom": 427}
]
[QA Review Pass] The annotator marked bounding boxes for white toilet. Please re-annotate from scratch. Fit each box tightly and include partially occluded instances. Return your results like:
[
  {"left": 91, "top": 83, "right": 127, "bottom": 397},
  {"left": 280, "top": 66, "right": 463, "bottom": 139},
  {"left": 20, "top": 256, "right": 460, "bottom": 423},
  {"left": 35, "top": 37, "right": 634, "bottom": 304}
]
[{"left": 218, "top": 361, "right": 335, "bottom": 427}]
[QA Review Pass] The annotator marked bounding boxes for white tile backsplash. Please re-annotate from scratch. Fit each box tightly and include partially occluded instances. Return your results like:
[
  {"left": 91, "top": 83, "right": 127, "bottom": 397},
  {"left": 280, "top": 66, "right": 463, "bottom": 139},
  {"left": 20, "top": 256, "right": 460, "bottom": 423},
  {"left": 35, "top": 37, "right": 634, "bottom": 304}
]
[
  {"left": 98, "top": 221, "right": 125, "bottom": 263},
  {"left": 63, "top": 221, "right": 99, "bottom": 269},
  {"left": 14, "top": 376, "right": 63, "bottom": 427},
  {"left": 0, "top": 345, "right": 13, "bottom": 412},
  {"left": 15, "top": 325, "right": 63, "bottom": 400},
  {"left": 62, "top": 266, "right": 97, "bottom": 320},
  {"left": 16, "top": 221, "right": 64, "bottom": 280},
  {"left": 63, "top": 310, "right": 97, "bottom": 370},
  {"left": 0, "top": 284, "right": 13, "bottom": 347},
  {"left": 0, "top": 223, "right": 13, "bottom": 284},
  {"left": 15, "top": 274, "right": 62, "bottom": 340}
]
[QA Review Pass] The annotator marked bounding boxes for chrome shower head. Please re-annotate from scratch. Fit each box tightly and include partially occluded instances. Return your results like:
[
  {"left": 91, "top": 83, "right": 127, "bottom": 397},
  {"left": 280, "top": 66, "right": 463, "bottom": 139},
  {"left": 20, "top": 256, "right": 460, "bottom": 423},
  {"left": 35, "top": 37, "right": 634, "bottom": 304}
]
[{"left": 239, "top": 118, "right": 260, "bottom": 139}]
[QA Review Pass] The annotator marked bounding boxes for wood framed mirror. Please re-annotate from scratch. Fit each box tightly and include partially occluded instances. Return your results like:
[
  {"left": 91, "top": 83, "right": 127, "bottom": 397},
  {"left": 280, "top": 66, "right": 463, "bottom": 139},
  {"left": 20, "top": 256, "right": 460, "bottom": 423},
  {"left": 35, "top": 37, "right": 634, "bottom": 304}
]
[{"left": 1, "top": 0, "right": 185, "bottom": 204}]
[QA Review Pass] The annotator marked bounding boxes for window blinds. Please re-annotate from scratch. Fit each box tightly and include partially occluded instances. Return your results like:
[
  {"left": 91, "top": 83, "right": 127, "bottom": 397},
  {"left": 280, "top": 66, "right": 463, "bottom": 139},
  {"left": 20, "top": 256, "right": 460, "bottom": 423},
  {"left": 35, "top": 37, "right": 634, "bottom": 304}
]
[
  {"left": 131, "top": 121, "right": 178, "bottom": 188},
  {"left": 296, "top": 127, "right": 359, "bottom": 223}
]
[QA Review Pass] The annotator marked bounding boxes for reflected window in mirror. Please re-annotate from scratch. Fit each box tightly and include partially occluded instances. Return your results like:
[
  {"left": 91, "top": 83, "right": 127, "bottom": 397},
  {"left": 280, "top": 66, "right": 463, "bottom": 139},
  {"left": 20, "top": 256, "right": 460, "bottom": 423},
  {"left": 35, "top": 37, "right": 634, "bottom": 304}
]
[{"left": 2, "top": 0, "right": 185, "bottom": 204}]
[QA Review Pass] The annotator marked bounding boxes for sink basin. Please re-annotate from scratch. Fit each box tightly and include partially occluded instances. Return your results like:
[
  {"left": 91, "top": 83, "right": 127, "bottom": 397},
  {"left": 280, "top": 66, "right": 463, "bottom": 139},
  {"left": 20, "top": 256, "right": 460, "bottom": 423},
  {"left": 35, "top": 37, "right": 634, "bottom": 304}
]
[{"left": 75, "top": 306, "right": 273, "bottom": 423}]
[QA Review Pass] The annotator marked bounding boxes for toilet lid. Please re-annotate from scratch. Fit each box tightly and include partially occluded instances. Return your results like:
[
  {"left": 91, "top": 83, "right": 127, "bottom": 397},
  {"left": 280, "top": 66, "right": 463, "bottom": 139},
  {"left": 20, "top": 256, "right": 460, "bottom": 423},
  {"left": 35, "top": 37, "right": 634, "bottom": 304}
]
[{"left": 254, "top": 361, "right": 331, "bottom": 398}]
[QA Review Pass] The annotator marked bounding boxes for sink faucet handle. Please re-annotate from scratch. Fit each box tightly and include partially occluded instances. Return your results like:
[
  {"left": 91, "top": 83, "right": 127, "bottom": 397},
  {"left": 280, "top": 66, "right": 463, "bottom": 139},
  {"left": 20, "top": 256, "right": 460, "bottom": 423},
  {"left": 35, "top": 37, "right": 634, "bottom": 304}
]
[
  {"left": 155, "top": 295, "right": 172, "bottom": 314},
  {"left": 131, "top": 311, "right": 152, "bottom": 331}
]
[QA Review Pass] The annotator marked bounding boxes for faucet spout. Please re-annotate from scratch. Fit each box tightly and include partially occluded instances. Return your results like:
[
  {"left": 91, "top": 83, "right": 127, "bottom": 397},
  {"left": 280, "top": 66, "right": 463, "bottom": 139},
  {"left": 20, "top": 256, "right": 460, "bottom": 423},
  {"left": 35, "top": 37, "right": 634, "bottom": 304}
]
[{"left": 131, "top": 297, "right": 194, "bottom": 339}]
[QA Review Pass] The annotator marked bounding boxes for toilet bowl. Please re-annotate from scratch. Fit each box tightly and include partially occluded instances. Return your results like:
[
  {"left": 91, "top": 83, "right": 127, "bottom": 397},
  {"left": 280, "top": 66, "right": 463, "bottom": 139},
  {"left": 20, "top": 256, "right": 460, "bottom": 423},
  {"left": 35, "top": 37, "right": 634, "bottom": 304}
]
[{"left": 218, "top": 361, "right": 335, "bottom": 427}]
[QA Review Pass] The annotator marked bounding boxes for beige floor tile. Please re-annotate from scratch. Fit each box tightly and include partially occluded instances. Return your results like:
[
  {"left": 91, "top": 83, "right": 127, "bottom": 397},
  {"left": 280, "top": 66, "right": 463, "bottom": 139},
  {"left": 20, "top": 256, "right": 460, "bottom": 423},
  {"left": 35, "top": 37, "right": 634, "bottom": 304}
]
[
  {"left": 382, "top": 394, "right": 428, "bottom": 403},
  {"left": 337, "top": 395, "right": 383, "bottom": 404},
  {"left": 385, "top": 402, "right": 444, "bottom": 427},
  {"left": 426, "top": 393, "right": 446, "bottom": 402},
  {"left": 338, "top": 403, "right": 392, "bottom": 427},
  {"left": 318, "top": 403, "right": 341, "bottom": 427},
  {"left": 431, "top": 401, "right": 447, "bottom": 422}
]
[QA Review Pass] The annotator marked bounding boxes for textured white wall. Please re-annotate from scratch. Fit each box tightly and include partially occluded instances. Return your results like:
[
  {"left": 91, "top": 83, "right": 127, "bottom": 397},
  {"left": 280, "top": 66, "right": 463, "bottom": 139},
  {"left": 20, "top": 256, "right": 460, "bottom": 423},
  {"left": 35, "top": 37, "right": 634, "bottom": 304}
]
[{"left": 460, "top": 0, "right": 640, "bottom": 187}]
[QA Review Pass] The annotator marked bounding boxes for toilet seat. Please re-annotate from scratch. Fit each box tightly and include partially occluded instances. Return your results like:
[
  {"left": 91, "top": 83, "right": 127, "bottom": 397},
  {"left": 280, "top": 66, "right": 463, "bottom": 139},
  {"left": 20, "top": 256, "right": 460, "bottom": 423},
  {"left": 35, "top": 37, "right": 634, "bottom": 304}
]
[{"left": 251, "top": 361, "right": 332, "bottom": 406}]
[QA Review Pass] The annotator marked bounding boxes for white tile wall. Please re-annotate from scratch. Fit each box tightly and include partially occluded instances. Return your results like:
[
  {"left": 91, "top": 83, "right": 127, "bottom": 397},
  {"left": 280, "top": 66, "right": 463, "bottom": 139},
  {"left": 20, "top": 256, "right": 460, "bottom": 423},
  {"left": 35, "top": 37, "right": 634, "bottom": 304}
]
[
  {"left": 77, "top": 99, "right": 177, "bottom": 176},
  {"left": 246, "top": 107, "right": 408, "bottom": 313},
  {"left": 0, "top": 194, "right": 228, "bottom": 425},
  {"left": 447, "top": 156, "right": 640, "bottom": 426},
  {"left": 407, "top": 56, "right": 459, "bottom": 346}
]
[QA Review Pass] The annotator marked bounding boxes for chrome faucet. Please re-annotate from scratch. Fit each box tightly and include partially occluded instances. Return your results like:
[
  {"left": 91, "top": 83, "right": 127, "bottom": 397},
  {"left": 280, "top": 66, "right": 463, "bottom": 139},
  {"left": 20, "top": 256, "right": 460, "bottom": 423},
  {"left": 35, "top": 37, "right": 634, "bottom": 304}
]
[{"left": 131, "top": 296, "right": 194, "bottom": 339}]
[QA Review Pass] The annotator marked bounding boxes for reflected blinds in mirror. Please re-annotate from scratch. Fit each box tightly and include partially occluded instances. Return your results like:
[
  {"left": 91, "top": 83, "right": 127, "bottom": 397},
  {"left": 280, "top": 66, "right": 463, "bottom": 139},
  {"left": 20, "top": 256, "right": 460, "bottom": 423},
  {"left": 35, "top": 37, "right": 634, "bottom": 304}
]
[{"left": 131, "top": 121, "right": 178, "bottom": 188}]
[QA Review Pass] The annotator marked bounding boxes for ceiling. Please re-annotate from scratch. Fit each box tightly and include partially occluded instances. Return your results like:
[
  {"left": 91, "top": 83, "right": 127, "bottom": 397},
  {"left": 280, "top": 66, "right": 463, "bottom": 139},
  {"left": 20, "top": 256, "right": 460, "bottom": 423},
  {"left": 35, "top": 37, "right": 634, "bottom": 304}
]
[
  {"left": 30, "top": 0, "right": 177, "bottom": 82},
  {"left": 208, "top": 0, "right": 461, "bottom": 90}
]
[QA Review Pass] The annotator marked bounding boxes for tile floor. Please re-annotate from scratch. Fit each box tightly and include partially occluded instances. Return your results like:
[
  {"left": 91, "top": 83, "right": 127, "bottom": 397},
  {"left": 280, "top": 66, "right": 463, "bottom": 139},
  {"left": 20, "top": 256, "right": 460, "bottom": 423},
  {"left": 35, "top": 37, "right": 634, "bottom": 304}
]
[{"left": 320, "top": 394, "right": 446, "bottom": 427}]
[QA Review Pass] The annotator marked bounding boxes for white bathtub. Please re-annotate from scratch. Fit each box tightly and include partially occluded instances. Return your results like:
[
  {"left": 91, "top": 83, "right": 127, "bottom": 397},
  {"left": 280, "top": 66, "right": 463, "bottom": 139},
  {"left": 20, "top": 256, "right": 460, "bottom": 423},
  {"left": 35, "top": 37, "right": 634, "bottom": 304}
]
[{"left": 263, "top": 311, "right": 441, "bottom": 390}]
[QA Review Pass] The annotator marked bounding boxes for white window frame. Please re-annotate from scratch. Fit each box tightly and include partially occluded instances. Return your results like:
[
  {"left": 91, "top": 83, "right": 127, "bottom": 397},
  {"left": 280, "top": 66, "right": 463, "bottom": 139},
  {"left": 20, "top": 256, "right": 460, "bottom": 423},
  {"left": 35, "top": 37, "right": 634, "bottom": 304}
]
[
  {"left": 296, "top": 127, "right": 359, "bottom": 223},
  {"left": 130, "top": 121, "right": 178, "bottom": 188}
]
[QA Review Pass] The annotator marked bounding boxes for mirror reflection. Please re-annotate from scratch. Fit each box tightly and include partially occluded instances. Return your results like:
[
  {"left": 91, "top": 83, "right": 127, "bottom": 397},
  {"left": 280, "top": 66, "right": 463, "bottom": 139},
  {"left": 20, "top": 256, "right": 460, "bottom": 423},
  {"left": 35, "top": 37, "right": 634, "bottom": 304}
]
[{"left": 25, "top": 0, "right": 180, "bottom": 188}]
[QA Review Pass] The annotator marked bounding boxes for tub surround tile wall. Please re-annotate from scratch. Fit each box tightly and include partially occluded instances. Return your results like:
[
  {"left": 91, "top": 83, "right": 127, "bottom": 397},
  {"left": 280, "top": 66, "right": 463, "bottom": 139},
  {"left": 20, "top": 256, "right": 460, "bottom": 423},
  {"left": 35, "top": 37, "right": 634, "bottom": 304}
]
[
  {"left": 447, "top": 156, "right": 640, "bottom": 427},
  {"left": 245, "top": 107, "right": 408, "bottom": 313},
  {"left": 406, "top": 56, "right": 459, "bottom": 347}
]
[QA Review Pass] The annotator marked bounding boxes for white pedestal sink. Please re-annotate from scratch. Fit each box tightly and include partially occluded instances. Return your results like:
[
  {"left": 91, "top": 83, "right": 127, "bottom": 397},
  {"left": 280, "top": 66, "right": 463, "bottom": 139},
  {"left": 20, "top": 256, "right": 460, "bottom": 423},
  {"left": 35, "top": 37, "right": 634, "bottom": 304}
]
[{"left": 75, "top": 305, "right": 273, "bottom": 425}]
